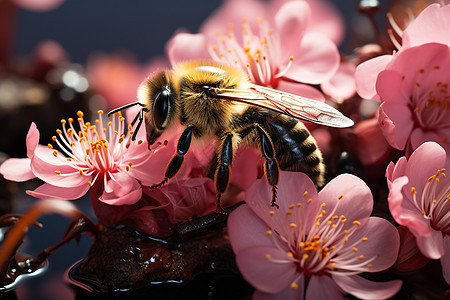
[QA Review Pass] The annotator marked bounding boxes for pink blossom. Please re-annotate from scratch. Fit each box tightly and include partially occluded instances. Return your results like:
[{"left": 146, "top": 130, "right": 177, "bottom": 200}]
[
  {"left": 386, "top": 142, "right": 449, "bottom": 283},
  {"left": 167, "top": 0, "right": 339, "bottom": 96},
  {"left": 377, "top": 43, "right": 450, "bottom": 156},
  {"left": 356, "top": 3, "right": 450, "bottom": 101},
  {"left": 321, "top": 61, "right": 357, "bottom": 103},
  {"left": 228, "top": 171, "right": 401, "bottom": 299},
  {"left": 0, "top": 110, "right": 173, "bottom": 205},
  {"left": 355, "top": 117, "right": 391, "bottom": 166}
]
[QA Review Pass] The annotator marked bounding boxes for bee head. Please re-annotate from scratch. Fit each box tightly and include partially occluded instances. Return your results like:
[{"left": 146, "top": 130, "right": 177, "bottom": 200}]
[{"left": 138, "top": 71, "right": 177, "bottom": 145}]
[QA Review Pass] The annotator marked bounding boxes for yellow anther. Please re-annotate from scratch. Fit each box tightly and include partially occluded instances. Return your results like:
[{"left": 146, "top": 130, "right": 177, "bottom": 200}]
[
  {"left": 286, "top": 211, "right": 292, "bottom": 216},
  {"left": 265, "top": 254, "right": 271, "bottom": 259},
  {"left": 297, "top": 203, "right": 302, "bottom": 207},
  {"left": 367, "top": 264, "right": 373, "bottom": 268},
  {"left": 352, "top": 247, "right": 358, "bottom": 252},
  {"left": 98, "top": 110, "right": 104, "bottom": 114},
  {"left": 289, "top": 56, "right": 294, "bottom": 61},
  {"left": 56, "top": 129, "right": 62, "bottom": 135},
  {"left": 303, "top": 191, "right": 308, "bottom": 197},
  {"left": 269, "top": 211, "right": 275, "bottom": 216},
  {"left": 289, "top": 223, "right": 297, "bottom": 228},
  {"left": 48, "top": 144, "right": 53, "bottom": 149},
  {"left": 362, "top": 237, "right": 368, "bottom": 241},
  {"left": 61, "top": 119, "right": 66, "bottom": 124},
  {"left": 338, "top": 194, "right": 343, "bottom": 200},
  {"left": 313, "top": 235, "right": 320, "bottom": 240},
  {"left": 303, "top": 254, "right": 309, "bottom": 259},
  {"left": 329, "top": 262, "right": 336, "bottom": 269},
  {"left": 79, "top": 169, "right": 84, "bottom": 175},
  {"left": 288, "top": 204, "right": 295, "bottom": 209},
  {"left": 77, "top": 111, "right": 84, "bottom": 117},
  {"left": 359, "top": 255, "right": 365, "bottom": 260},
  {"left": 353, "top": 220, "right": 361, "bottom": 226},
  {"left": 287, "top": 252, "right": 293, "bottom": 257},
  {"left": 307, "top": 198, "right": 312, "bottom": 204},
  {"left": 55, "top": 170, "right": 61, "bottom": 174},
  {"left": 52, "top": 150, "right": 58, "bottom": 157},
  {"left": 290, "top": 283, "right": 298, "bottom": 289},
  {"left": 68, "top": 118, "right": 73, "bottom": 123},
  {"left": 266, "top": 230, "right": 272, "bottom": 236}
]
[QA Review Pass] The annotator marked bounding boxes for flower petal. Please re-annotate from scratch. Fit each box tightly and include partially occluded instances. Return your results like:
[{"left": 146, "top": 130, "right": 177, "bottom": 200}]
[
  {"left": 26, "top": 182, "right": 90, "bottom": 200},
  {"left": 338, "top": 217, "right": 399, "bottom": 272},
  {"left": 228, "top": 204, "right": 275, "bottom": 254},
  {"left": 378, "top": 102, "right": 413, "bottom": 150},
  {"left": 254, "top": 274, "right": 304, "bottom": 300},
  {"left": 100, "top": 177, "right": 142, "bottom": 206},
  {"left": 355, "top": 118, "right": 391, "bottom": 166},
  {"left": 321, "top": 61, "right": 356, "bottom": 102},
  {"left": 26, "top": 122, "right": 39, "bottom": 158},
  {"left": 235, "top": 246, "right": 296, "bottom": 294},
  {"left": 355, "top": 55, "right": 392, "bottom": 101},
  {"left": 306, "top": 275, "right": 343, "bottom": 300},
  {"left": 402, "top": 4, "right": 450, "bottom": 47},
  {"left": 274, "top": 1, "right": 310, "bottom": 60},
  {"left": 318, "top": 174, "right": 373, "bottom": 225},
  {"left": 283, "top": 32, "right": 339, "bottom": 84},
  {"left": 332, "top": 274, "right": 401, "bottom": 300},
  {"left": 376, "top": 70, "right": 406, "bottom": 104},
  {"left": 167, "top": 33, "right": 209, "bottom": 66},
  {"left": 0, "top": 158, "right": 35, "bottom": 182}
]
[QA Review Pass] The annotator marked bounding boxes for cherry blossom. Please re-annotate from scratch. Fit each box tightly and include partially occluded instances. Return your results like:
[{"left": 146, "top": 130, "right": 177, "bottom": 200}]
[
  {"left": 0, "top": 110, "right": 172, "bottom": 205},
  {"left": 167, "top": 0, "right": 339, "bottom": 97},
  {"left": 386, "top": 142, "right": 449, "bottom": 283},
  {"left": 228, "top": 171, "right": 401, "bottom": 299}
]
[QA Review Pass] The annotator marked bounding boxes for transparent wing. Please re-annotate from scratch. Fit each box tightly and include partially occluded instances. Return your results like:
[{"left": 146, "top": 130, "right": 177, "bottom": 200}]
[{"left": 214, "top": 84, "right": 354, "bottom": 128}]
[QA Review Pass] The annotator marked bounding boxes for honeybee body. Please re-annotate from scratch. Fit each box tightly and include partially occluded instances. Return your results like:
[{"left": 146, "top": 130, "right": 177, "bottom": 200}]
[{"left": 111, "top": 61, "right": 352, "bottom": 208}]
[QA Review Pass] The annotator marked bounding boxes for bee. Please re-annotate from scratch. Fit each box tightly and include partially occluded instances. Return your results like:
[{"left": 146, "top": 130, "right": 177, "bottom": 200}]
[{"left": 108, "top": 61, "right": 353, "bottom": 209}]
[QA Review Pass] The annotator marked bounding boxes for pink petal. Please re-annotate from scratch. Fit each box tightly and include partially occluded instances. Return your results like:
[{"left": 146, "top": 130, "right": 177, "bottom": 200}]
[
  {"left": 402, "top": 4, "right": 450, "bottom": 47},
  {"left": 355, "top": 55, "right": 392, "bottom": 101},
  {"left": 100, "top": 176, "right": 142, "bottom": 206},
  {"left": 230, "top": 147, "right": 260, "bottom": 190},
  {"left": 441, "top": 235, "right": 450, "bottom": 285},
  {"left": 332, "top": 274, "right": 401, "bottom": 300},
  {"left": 388, "top": 176, "right": 445, "bottom": 259},
  {"left": 375, "top": 70, "right": 406, "bottom": 104},
  {"left": 405, "top": 142, "right": 446, "bottom": 192},
  {"left": 378, "top": 102, "right": 413, "bottom": 150},
  {"left": 318, "top": 174, "right": 373, "bottom": 225},
  {"left": 228, "top": 204, "right": 276, "bottom": 254},
  {"left": 283, "top": 32, "right": 339, "bottom": 84},
  {"left": 254, "top": 275, "right": 304, "bottom": 300},
  {"left": 0, "top": 158, "right": 35, "bottom": 182},
  {"left": 167, "top": 33, "right": 209, "bottom": 66},
  {"left": 26, "top": 182, "right": 90, "bottom": 200},
  {"left": 235, "top": 246, "right": 296, "bottom": 294},
  {"left": 274, "top": 1, "right": 310, "bottom": 60},
  {"left": 321, "top": 61, "right": 356, "bottom": 102},
  {"left": 31, "top": 146, "right": 92, "bottom": 188},
  {"left": 245, "top": 172, "right": 320, "bottom": 239},
  {"left": 338, "top": 217, "right": 399, "bottom": 272},
  {"left": 276, "top": 81, "right": 325, "bottom": 102},
  {"left": 306, "top": 275, "right": 343, "bottom": 300},
  {"left": 26, "top": 122, "right": 39, "bottom": 158},
  {"left": 385, "top": 157, "right": 407, "bottom": 187}
]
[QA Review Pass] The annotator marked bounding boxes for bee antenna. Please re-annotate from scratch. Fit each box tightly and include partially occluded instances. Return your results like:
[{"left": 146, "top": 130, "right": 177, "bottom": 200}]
[{"left": 107, "top": 101, "right": 145, "bottom": 117}]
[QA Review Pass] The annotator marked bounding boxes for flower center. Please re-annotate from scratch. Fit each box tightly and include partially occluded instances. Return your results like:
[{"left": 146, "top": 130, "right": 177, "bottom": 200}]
[
  {"left": 411, "top": 168, "right": 450, "bottom": 234},
  {"left": 264, "top": 192, "right": 375, "bottom": 287},
  {"left": 48, "top": 110, "right": 144, "bottom": 187},
  {"left": 207, "top": 18, "right": 294, "bottom": 87}
]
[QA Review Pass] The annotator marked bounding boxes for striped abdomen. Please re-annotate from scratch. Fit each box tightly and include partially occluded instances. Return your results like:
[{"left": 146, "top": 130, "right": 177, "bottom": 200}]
[{"left": 261, "top": 111, "right": 325, "bottom": 187}]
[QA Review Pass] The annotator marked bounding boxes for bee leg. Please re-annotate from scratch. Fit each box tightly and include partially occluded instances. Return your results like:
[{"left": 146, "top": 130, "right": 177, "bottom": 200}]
[
  {"left": 254, "top": 125, "right": 280, "bottom": 208},
  {"left": 150, "top": 124, "right": 195, "bottom": 190},
  {"left": 214, "top": 132, "right": 234, "bottom": 212}
]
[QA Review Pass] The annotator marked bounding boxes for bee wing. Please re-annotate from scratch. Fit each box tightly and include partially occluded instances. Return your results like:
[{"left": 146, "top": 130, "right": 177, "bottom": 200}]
[{"left": 214, "top": 84, "right": 354, "bottom": 128}]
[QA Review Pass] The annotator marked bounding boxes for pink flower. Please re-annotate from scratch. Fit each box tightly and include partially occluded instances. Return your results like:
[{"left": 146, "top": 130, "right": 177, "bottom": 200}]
[
  {"left": 228, "top": 172, "right": 401, "bottom": 299},
  {"left": 167, "top": 0, "right": 339, "bottom": 96},
  {"left": 0, "top": 110, "right": 173, "bottom": 205},
  {"left": 386, "top": 142, "right": 449, "bottom": 283},
  {"left": 377, "top": 43, "right": 450, "bottom": 156},
  {"left": 356, "top": 4, "right": 450, "bottom": 101}
]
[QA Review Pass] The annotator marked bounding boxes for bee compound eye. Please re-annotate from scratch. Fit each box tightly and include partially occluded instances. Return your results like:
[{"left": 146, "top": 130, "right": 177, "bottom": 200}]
[{"left": 153, "top": 89, "right": 170, "bottom": 129}]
